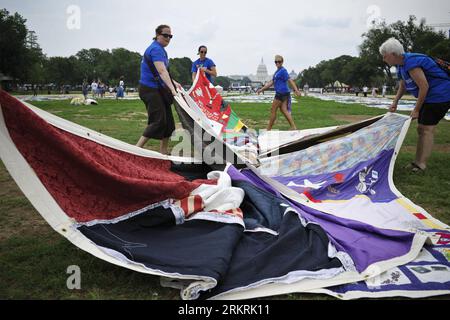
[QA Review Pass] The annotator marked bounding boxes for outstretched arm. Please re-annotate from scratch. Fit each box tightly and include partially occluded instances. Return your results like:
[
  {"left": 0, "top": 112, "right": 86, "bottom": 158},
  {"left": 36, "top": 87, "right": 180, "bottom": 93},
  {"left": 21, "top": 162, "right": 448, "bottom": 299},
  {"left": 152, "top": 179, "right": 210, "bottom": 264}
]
[
  {"left": 256, "top": 80, "right": 274, "bottom": 94},
  {"left": 390, "top": 80, "right": 406, "bottom": 112},
  {"left": 202, "top": 66, "right": 217, "bottom": 77},
  {"left": 155, "top": 61, "right": 179, "bottom": 95},
  {"left": 408, "top": 67, "right": 429, "bottom": 120},
  {"left": 288, "top": 79, "right": 301, "bottom": 97}
]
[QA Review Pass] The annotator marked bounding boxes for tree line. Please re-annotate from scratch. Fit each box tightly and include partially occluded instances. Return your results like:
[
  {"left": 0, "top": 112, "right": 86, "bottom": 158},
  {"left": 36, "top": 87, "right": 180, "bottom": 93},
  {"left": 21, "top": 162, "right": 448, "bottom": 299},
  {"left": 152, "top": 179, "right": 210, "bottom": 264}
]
[
  {"left": 1, "top": 10, "right": 448, "bottom": 91},
  {"left": 297, "top": 16, "right": 449, "bottom": 89}
]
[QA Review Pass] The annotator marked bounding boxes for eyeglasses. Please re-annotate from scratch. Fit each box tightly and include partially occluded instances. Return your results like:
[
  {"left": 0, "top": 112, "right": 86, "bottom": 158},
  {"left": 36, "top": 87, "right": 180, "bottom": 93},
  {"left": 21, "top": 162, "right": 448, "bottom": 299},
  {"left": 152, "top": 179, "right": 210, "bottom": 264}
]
[
  {"left": 160, "top": 33, "right": 173, "bottom": 39},
  {"left": 275, "top": 61, "right": 283, "bottom": 64},
  {"left": 199, "top": 51, "right": 207, "bottom": 54}
]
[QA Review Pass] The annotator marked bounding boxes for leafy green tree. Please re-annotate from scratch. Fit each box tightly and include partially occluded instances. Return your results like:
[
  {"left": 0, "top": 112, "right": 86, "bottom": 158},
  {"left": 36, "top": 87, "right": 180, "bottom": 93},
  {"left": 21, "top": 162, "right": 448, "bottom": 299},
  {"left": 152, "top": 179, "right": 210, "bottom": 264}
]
[
  {"left": 300, "top": 55, "right": 369, "bottom": 88},
  {"left": 25, "top": 33, "right": 47, "bottom": 85},
  {"left": 359, "top": 22, "right": 395, "bottom": 80},
  {"left": 169, "top": 57, "right": 192, "bottom": 85},
  {"left": 109, "top": 48, "right": 142, "bottom": 87},
  {"left": 170, "top": 16, "right": 447, "bottom": 91},
  {"left": 360, "top": 15, "right": 447, "bottom": 82},
  {"left": 319, "top": 68, "right": 334, "bottom": 87},
  {"left": 389, "top": 16, "right": 446, "bottom": 53},
  {"left": 427, "top": 39, "right": 450, "bottom": 61},
  {"left": 242, "top": 76, "right": 252, "bottom": 85},
  {"left": 0, "top": 9, "right": 45, "bottom": 82},
  {"left": 344, "top": 56, "right": 384, "bottom": 87},
  {"left": 43, "top": 56, "right": 79, "bottom": 86},
  {"left": 299, "top": 66, "right": 323, "bottom": 87},
  {"left": 75, "top": 48, "right": 112, "bottom": 83},
  {"left": 215, "top": 76, "right": 232, "bottom": 89}
]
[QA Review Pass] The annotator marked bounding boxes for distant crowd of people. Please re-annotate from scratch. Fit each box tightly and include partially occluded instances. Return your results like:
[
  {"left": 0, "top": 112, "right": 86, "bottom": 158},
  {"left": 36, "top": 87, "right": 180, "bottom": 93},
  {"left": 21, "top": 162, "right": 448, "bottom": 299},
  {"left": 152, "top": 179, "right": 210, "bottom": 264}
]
[
  {"left": 13, "top": 77, "right": 128, "bottom": 99},
  {"left": 315, "top": 84, "right": 391, "bottom": 98},
  {"left": 82, "top": 76, "right": 126, "bottom": 100},
  {"left": 353, "top": 84, "right": 389, "bottom": 98}
]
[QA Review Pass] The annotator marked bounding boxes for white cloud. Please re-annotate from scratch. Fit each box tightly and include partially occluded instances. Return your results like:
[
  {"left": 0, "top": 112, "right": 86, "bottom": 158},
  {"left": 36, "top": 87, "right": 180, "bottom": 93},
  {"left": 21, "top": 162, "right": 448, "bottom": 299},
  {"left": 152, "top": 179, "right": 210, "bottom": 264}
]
[{"left": 294, "top": 16, "right": 353, "bottom": 29}]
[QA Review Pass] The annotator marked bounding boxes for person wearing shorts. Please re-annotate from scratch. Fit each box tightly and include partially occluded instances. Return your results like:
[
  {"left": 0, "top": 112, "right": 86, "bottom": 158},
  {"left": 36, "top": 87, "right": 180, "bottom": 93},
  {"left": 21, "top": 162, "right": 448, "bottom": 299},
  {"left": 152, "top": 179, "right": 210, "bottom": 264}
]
[
  {"left": 380, "top": 38, "right": 450, "bottom": 172},
  {"left": 256, "top": 55, "right": 301, "bottom": 130},
  {"left": 136, "top": 24, "right": 181, "bottom": 154},
  {"left": 139, "top": 86, "right": 175, "bottom": 139}
]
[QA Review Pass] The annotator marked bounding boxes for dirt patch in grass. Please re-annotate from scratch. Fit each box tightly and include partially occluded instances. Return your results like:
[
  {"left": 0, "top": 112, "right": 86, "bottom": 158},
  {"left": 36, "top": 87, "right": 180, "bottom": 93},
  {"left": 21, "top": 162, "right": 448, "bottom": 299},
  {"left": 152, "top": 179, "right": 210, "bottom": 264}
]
[
  {"left": 116, "top": 112, "right": 147, "bottom": 120},
  {"left": 332, "top": 115, "right": 374, "bottom": 123},
  {"left": 0, "top": 169, "right": 51, "bottom": 241},
  {"left": 401, "top": 144, "right": 450, "bottom": 153},
  {"left": 241, "top": 118, "right": 265, "bottom": 127},
  {"left": 0, "top": 202, "right": 51, "bottom": 242},
  {"left": 0, "top": 169, "right": 25, "bottom": 199}
]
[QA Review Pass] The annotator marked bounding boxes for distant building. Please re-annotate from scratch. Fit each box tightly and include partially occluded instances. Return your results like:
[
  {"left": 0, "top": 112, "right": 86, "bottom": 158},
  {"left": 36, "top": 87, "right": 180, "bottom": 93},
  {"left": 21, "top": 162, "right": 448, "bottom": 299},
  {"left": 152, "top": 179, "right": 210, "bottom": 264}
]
[
  {"left": 289, "top": 70, "right": 298, "bottom": 80},
  {"left": 228, "top": 75, "right": 246, "bottom": 81},
  {"left": 227, "top": 58, "right": 299, "bottom": 86},
  {"left": 229, "top": 57, "right": 295, "bottom": 89},
  {"left": 256, "top": 58, "right": 270, "bottom": 82},
  {"left": 249, "top": 58, "right": 272, "bottom": 84}
]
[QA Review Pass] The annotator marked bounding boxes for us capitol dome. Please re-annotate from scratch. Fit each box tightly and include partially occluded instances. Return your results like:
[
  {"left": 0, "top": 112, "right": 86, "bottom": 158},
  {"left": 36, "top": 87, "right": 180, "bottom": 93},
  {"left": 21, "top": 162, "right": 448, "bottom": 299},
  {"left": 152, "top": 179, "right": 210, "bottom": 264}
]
[{"left": 249, "top": 58, "right": 272, "bottom": 83}]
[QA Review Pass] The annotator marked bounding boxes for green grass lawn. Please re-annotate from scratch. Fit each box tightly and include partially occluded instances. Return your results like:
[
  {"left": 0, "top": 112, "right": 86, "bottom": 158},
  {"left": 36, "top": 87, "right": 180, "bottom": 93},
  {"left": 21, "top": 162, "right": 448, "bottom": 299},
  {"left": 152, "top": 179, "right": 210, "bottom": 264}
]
[{"left": 1, "top": 96, "right": 449, "bottom": 300}]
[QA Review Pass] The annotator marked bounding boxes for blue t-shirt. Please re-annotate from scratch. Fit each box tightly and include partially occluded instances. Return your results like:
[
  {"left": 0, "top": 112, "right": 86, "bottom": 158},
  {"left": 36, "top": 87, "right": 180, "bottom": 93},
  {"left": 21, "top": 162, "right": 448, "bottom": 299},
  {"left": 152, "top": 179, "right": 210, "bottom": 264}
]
[
  {"left": 397, "top": 53, "right": 450, "bottom": 103},
  {"left": 191, "top": 58, "right": 216, "bottom": 83},
  {"left": 140, "top": 41, "right": 169, "bottom": 89},
  {"left": 273, "top": 67, "right": 290, "bottom": 94}
]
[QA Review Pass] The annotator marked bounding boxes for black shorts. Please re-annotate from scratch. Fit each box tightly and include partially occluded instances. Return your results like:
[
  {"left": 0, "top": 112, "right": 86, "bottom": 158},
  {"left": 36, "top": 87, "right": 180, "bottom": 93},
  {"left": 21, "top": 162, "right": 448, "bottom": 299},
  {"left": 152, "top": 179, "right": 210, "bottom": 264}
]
[
  {"left": 274, "top": 92, "right": 290, "bottom": 102},
  {"left": 139, "top": 85, "right": 175, "bottom": 139},
  {"left": 418, "top": 101, "right": 450, "bottom": 126}
]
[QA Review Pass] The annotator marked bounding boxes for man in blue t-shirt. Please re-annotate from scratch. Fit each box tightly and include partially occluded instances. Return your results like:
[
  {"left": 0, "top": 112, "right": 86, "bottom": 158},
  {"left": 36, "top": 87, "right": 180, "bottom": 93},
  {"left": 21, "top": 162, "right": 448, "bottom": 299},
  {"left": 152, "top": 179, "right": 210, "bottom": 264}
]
[
  {"left": 191, "top": 45, "right": 217, "bottom": 84},
  {"left": 379, "top": 38, "right": 450, "bottom": 172}
]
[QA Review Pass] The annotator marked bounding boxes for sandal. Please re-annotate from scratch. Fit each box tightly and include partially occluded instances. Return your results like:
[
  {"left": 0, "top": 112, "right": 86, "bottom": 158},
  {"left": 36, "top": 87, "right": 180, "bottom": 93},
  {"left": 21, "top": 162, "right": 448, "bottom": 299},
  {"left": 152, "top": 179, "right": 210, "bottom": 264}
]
[{"left": 406, "top": 162, "right": 425, "bottom": 173}]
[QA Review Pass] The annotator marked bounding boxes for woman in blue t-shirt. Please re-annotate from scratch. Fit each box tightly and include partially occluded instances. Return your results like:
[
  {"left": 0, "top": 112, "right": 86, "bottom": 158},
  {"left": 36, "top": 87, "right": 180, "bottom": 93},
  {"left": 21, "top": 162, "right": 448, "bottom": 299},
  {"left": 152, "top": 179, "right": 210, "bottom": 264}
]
[
  {"left": 256, "top": 55, "right": 301, "bottom": 130},
  {"left": 136, "top": 24, "right": 182, "bottom": 154},
  {"left": 379, "top": 38, "right": 450, "bottom": 172},
  {"left": 191, "top": 45, "right": 217, "bottom": 84}
]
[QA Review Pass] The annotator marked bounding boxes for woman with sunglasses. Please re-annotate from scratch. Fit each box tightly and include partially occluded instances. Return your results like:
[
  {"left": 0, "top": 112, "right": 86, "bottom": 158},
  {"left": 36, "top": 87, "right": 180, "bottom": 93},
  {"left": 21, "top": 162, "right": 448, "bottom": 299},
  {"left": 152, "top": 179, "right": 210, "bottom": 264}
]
[
  {"left": 136, "top": 24, "right": 182, "bottom": 154},
  {"left": 191, "top": 45, "right": 217, "bottom": 84},
  {"left": 257, "top": 55, "right": 301, "bottom": 130}
]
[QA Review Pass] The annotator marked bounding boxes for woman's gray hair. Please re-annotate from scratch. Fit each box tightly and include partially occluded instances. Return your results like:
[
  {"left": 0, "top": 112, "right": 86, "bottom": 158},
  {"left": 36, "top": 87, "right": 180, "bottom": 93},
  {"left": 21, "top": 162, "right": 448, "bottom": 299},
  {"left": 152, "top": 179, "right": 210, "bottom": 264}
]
[{"left": 379, "top": 38, "right": 405, "bottom": 56}]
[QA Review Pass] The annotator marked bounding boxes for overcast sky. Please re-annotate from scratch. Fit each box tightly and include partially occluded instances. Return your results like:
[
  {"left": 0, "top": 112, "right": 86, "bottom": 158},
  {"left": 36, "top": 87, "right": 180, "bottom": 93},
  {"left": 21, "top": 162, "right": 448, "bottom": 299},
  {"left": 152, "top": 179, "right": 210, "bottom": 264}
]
[{"left": 1, "top": 0, "right": 449, "bottom": 76}]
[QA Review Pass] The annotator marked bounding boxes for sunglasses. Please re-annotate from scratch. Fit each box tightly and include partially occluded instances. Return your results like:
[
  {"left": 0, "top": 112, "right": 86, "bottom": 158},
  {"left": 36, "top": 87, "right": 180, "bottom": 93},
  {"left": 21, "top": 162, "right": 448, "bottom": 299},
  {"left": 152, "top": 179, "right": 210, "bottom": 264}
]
[
  {"left": 160, "top": 33, "right": 173, "bottom": 39},
  {"left": 275, "top": 60, "right": 283, "bottom": 64},
  {"left": 199, "top": 51, "right": 207, "bottom": 54}
]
